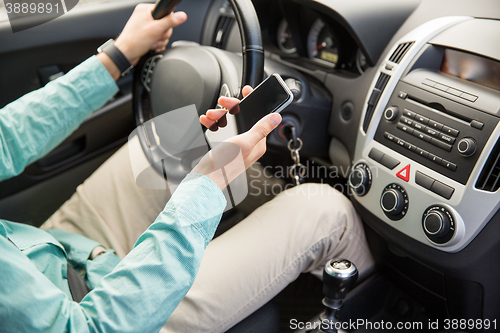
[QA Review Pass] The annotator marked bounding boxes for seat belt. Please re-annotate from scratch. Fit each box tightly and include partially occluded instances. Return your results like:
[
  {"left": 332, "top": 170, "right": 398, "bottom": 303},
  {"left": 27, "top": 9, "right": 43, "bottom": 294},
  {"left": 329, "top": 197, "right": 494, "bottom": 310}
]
[
  {"left": 67, "top": 265, "right": 90, "bottom": 302},
  {"left": 9, "top": 236, "right": 90, "bottom": 302}
]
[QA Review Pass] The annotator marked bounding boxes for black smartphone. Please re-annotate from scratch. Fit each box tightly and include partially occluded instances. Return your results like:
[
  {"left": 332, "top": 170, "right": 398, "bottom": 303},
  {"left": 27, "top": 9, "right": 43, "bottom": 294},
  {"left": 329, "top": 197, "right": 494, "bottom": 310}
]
[
  {"left": 229, "top": 73, "right": 294, "bottom": 132},
  {"left": 152, "top": 0, "right": 183, "bottom": 20}
]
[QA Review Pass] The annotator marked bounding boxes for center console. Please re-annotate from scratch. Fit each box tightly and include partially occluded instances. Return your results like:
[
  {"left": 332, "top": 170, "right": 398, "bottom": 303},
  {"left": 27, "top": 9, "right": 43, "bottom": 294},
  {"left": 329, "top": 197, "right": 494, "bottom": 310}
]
[{"left": 351, "top": 17, "right": 500, "bottom": 252}]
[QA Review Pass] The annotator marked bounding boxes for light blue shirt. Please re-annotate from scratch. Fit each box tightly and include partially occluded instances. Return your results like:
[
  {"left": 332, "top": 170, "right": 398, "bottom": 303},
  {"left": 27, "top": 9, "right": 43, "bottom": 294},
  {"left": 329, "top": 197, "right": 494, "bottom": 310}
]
[{"left": 0, "top": 56, "right": 226, "bottom": 332}]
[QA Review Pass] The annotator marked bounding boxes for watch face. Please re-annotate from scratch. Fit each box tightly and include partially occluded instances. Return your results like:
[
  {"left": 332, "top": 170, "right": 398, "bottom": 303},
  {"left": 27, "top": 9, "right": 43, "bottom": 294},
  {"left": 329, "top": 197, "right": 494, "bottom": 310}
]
[{"left": 97, "top": 39, "right": 114, "bottom": 53}]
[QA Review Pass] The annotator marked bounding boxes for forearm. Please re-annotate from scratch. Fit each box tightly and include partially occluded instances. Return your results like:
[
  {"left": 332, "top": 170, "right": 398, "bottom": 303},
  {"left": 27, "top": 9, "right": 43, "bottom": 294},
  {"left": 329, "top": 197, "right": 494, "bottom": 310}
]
[
  {"left": 0, "top": 56, "right": 118, "bottom": 181},
  {"left": 0, "top": 175, "right": 226, "bottom": 332}
]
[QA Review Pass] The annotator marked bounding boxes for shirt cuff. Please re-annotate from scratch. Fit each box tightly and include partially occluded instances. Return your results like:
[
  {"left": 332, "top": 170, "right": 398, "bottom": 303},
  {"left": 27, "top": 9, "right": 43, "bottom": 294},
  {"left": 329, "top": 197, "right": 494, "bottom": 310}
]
[
  {"left": 46, "top": 229, "right": 104, "bottom": 266},
  {"left": 164, "top": 173, "right": 227, "bottom": 247}
]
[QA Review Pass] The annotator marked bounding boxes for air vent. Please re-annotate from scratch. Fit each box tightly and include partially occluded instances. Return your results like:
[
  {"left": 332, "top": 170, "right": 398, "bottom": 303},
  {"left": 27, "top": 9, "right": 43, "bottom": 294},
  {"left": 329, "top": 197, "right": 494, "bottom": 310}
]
[
  {"left": 389, "top": 41, "right": 415, "bottom": 64},
  {"left": 476, "top": 140, "right": 500, "bottom": 192},
  {"left": 212, "top": 15, "right": 235, "bottom": 49},
  {"left": 362, "top": 73, "right": 391, "bottom": 132}
]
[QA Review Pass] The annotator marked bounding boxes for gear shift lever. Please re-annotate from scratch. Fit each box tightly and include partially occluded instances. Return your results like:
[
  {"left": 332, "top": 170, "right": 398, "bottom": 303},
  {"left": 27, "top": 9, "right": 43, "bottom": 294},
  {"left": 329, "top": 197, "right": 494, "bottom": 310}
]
[{"left": 318, "top": 259, "right": 358, "bottom": 333}]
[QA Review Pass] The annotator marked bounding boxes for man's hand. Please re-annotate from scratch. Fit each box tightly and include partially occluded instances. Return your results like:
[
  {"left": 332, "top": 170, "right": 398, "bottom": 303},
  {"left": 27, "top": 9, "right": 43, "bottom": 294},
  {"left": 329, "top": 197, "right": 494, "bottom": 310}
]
[
  {"left": 194, "top": 87, "right": 282, "bottom": 190},
  {"left": 199, "top": 86, "right": 253, "bottom": 131},
  {"left": 98, "top": 4, "right": 187, "bottom": 80},
  {"left": 115, "top": 4, "right": 187, "bottom": 66}
]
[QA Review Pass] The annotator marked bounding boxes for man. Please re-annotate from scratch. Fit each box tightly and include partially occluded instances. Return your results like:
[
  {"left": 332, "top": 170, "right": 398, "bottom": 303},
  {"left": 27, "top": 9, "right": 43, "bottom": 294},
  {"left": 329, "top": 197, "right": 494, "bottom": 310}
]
[{"left": 0, "top": 4, "right": 374, "bottom": 332}]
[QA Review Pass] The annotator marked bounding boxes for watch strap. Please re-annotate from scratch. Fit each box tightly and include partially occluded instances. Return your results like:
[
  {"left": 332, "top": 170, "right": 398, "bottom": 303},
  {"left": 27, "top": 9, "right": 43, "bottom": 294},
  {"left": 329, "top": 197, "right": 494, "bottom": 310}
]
[{"left": 99, "top": 39, "right": 133, "bottom": 77}]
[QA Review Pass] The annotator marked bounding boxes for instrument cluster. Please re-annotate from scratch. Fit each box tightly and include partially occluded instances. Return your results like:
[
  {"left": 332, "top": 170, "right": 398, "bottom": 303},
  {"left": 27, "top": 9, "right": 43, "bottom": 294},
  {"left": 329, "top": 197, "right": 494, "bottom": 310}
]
[{"left": 273, "top": 14, "right": 368, "bottom": 75}]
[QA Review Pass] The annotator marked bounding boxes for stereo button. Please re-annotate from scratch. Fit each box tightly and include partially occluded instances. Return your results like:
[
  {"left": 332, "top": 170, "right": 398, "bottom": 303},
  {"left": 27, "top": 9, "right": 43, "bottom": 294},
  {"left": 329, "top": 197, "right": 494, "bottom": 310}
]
[
  {"left": 384, "top": 132, "right": 396, "bottom": 142},
  {"left": 415, "top": 131, "right": 432, "bottom": 143},
  {"left": 427, "top": 153, "right": 442, "bottom": 165},
  {"left": 442, "top": 126, "right": 459, "bottom": 137},
  {"left": 425, "top": 127, "right": 439, "bottom": 137},
  {"left": 430, "top": 138, "right": 452, "bottom": 152},
  {"left": 428, "top": 120, "right": 443, "bottom": 131},
  {"left": 404, "top": 142, "right": 417, "bottom": 152},
  {"left": 403, "top": 109, "right": 416, "bottom": 118},
  {"left": 401, "top": 117, "right": 413, "bottom": 126},
  {"left": 441, "top": 159, "right": 457, "bottom": 172},
  {"left": 416, "top": 148, "right": 429, "bottom": 159},
  {"left": 416, "top": 114, "right": 429, "bottom": 124},
  {"left": 397, "top": 122, "right": 413, "bottom": 134},
  {"left": 438, "top": 133, "right": 456, "bottom": 144},
  {"left": 470, "top": 120, "right": 484, "bottom": 130},
  {"left": 413, "top": 122, "right": 425, "bottom": 130}
]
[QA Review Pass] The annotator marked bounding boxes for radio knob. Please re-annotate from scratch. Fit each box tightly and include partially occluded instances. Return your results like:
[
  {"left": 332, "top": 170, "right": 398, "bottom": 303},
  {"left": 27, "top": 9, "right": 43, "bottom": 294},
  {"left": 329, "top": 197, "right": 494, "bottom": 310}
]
[
  {"left": 423, "top": 209, "right": 451, "bottom": 238},
  {"left": 349, "top": 163, "right": 372, "bottom": 196},
  {"left": 457, "top": 137, "right": 476, "bottom": 156},
  {"left": 380, "top": 188, "right": 404, "bottom": 215},
  {"left": 384, "top": 106, "right": 399, "bottom": 122}
]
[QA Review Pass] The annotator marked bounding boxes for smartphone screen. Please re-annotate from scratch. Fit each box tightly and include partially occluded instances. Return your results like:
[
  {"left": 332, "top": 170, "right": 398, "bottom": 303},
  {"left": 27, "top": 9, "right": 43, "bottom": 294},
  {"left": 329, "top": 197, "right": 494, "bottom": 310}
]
[{"left": 230, "top": 74, "right": 293, "bottom": 132}]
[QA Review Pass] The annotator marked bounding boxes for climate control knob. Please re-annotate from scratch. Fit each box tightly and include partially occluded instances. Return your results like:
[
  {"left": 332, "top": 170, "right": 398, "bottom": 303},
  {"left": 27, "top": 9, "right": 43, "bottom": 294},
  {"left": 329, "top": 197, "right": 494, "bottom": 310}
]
[
  {"left": 457, "top": 137, "right": 476, "bottom": 156},
  {"left": 422, "top": 205, "right": 456, "bottom": 244},
  {"left": 384, "top": 106, "right": 399, "bottom": 122},
  {"left": 349, "top": 163, "right": 372, "bottom": 196},
  {"left": 423, "top": 210, "right": 450, "bottom": 238},
  {"left": 381, "top": 189, "right": 404, "bottom": 215},
  {"left": 380, "top": 184, "right": 409, "bottom": 220}
]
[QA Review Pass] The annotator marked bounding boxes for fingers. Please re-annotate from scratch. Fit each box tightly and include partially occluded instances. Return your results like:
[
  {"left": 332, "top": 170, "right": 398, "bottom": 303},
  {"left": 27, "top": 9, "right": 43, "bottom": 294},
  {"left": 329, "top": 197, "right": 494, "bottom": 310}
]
[
  {"left": 246, "top": 113, "right": 282, "bottom": 144},
  {"left": 205, "top": 109, "right": 228, "bottom": 122},
  {"left": 242, "top": 85, "right": 253, "bottom": 97},
  {"left": 161, "top": 28, "right": 174, "bottom": 41},
  {"left": 200, "top": 109, "right": 230, "bottom": 131},
  {"left": 217, "top": 96, "right": 240, "bottom": 111},
  {"left": 200, "top": 115, "right": 216, "bottom": 129}
]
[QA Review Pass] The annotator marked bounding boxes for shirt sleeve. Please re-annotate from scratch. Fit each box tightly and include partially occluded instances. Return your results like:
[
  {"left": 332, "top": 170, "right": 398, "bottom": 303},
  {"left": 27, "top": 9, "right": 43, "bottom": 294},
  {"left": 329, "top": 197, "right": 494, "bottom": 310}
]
[
  {"left": 0, "top": 174, "right": 227, "bottom": 333},
  {"left": 0, "top": 56, "right": 118, "bottom": 182}
]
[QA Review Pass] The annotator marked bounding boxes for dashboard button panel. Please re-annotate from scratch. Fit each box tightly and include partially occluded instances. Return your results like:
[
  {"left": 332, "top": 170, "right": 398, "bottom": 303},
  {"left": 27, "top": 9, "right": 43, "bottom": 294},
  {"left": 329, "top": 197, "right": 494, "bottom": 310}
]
[{"left": 374, "top": 81, "right": 499, "bottom": 185}]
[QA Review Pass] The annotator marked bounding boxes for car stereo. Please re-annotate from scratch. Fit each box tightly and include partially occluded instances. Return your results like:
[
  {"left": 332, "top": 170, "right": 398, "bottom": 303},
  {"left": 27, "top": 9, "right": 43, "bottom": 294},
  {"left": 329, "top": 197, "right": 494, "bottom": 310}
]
[
  {"left": 374, "top": 72, "right": 499, "bottom": 186},
  {"left": 350, "top": 17, "right": 500, "bottom": 252}
]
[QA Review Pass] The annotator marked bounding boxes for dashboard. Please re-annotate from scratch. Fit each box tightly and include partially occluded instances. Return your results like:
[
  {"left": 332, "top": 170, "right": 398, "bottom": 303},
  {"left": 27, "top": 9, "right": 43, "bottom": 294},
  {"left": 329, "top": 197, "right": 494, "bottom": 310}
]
[
  {"left": 269, "top": 11, "right": 368, "bottom": 75},
  {"left": 202, "top": 0, "right": 500, "bottom": 321}
]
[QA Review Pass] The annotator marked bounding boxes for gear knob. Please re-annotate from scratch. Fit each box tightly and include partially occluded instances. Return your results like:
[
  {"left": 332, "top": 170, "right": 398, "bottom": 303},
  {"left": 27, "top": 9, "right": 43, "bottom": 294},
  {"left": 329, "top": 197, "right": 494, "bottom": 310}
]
[{"left": 323, "top": 259, "right": 358, "bottom": 300}]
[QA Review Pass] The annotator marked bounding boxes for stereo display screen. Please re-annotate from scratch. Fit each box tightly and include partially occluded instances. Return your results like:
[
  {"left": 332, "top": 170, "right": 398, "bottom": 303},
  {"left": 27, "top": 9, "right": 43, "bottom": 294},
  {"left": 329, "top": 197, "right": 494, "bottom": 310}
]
[{"left": 441, "top": 48, "right": 500, "bottom": 91}]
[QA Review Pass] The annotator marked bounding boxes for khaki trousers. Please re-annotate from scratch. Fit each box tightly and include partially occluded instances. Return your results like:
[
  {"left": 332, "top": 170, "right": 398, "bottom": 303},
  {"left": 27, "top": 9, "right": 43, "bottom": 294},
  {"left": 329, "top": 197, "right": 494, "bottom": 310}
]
[{"left": 42, "top": 143, "right": 374, "bottom": 333}]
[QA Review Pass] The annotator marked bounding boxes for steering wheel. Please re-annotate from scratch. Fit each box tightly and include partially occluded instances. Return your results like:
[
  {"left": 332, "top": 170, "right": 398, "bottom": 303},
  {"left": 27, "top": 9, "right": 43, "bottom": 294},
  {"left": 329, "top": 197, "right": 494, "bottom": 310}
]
[{"left": 132, "top": 0, "right": 264, "bottom": 182}]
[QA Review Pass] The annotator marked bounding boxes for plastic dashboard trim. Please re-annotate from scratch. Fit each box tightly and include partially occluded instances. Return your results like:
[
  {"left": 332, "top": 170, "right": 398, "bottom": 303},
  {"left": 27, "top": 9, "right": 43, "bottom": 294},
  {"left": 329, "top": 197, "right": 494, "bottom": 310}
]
[{"left": 352, "top": 16, "right": 500, "bottom": 253}]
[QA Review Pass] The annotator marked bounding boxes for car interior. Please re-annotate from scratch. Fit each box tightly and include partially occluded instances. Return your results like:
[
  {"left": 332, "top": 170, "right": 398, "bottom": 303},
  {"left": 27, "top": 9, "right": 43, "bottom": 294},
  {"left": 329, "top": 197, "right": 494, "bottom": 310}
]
[{"left": 1, "top": 0, "right": 500, "bottom": 332}]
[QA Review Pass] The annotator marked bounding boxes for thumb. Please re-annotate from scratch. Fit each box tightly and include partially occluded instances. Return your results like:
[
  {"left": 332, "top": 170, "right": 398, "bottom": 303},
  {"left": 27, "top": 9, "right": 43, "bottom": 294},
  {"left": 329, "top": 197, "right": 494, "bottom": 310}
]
[
  {"left": 247, "top": 113, "right": 282, "bottom": 145},
  {"left": 158, "top": 11, "right": 187, "bottom": 29}
]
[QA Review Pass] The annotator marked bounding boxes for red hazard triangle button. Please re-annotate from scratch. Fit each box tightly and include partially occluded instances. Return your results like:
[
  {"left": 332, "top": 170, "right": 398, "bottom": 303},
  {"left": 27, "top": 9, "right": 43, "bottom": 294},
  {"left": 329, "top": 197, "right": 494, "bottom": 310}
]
[{"left": 396, "top": 164, "right": 410, "bottom": 182}]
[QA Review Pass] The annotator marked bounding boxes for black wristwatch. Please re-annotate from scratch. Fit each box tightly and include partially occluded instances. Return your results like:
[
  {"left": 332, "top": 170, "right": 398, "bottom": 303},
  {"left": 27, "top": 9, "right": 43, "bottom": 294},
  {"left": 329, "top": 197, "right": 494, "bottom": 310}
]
[{"left": 97, "top": 39, "right": 133, "bottom": 77}]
